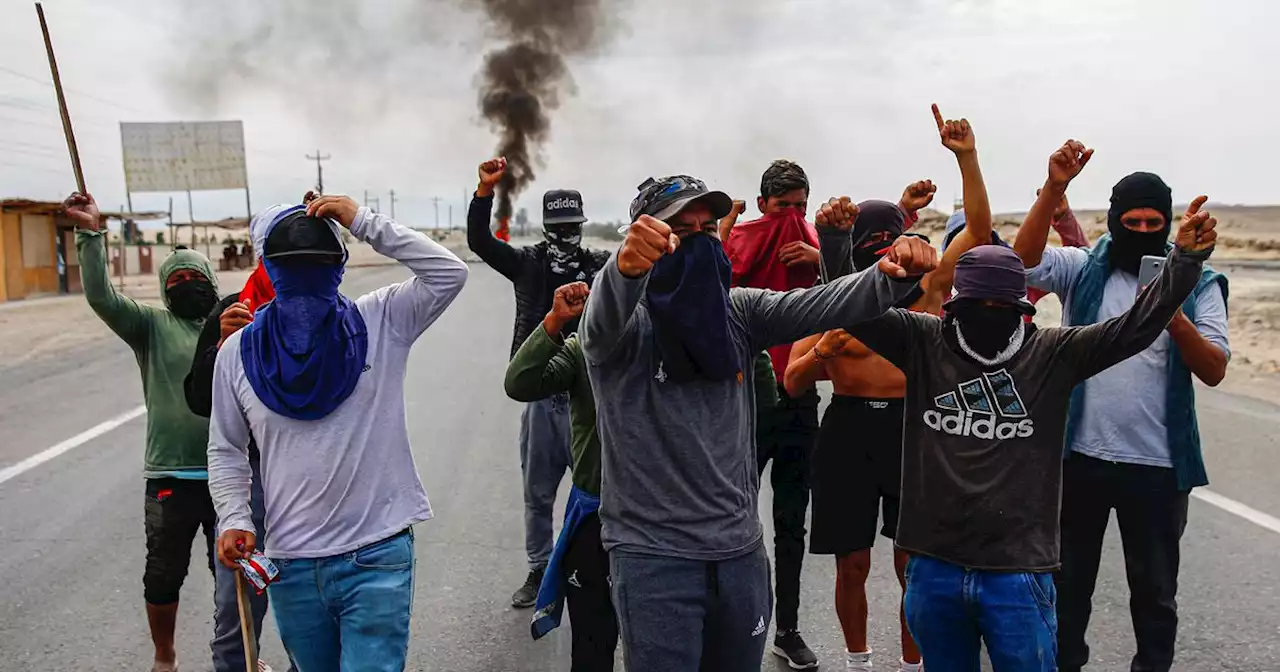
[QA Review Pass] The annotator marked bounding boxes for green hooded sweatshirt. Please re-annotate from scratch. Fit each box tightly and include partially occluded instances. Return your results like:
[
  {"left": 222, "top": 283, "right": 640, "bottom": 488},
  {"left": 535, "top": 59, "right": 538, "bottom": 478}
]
[{"left": 77, "top": 230, "right": 218, "bottom": 478}]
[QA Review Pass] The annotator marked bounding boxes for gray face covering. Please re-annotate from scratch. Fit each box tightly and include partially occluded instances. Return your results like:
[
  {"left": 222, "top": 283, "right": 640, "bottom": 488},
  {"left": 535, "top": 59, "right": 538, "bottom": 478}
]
[{"left": 545, "top": 226, "right": 585, "bottom": 279}]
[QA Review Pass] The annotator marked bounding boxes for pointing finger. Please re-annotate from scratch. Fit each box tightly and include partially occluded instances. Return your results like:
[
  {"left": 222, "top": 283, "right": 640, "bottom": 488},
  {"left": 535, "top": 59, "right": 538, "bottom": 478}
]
[
  {"left": 1186, "top": 195, "right": 1209, "bottom": 216},
  {"left": 932, "top": 103, "right": 945, "bottom": 132}
]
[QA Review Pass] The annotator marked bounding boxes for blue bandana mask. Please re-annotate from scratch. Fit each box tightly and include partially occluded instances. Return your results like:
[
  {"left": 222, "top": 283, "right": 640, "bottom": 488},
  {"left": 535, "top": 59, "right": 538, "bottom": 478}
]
[{"left": 645, "top": 233, "right": 741, "bottom": 383}]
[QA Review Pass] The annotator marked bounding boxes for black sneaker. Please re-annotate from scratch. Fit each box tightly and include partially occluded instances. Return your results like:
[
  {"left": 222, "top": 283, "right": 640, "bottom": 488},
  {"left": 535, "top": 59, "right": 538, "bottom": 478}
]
[
  {"left": 772, "top": 629, "right": 819, "bottom": 669},
  {"left": 511, "top": 568, "right": 544, "bottom": 609}
]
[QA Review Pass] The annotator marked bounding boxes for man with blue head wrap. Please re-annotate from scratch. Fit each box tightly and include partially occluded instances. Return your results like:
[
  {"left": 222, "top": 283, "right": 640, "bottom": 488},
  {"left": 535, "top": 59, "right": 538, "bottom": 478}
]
[{"left": 208, "top": 194, "right": 469, "bottom": 671}]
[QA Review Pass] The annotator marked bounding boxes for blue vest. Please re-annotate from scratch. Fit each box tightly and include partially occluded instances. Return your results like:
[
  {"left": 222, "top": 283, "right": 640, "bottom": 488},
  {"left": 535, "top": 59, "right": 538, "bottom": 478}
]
[{"left": 1064, "top": 235, "right": 1228, "bottom": 490}]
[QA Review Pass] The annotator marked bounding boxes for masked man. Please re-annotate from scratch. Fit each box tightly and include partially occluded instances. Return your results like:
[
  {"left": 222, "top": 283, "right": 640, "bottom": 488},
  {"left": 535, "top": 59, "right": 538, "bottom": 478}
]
[
  {"left": 185, "top": 203, "right": 300, "bottom": 672},
  {"left": 580, "top": 175, "right": 938, "bottom": 671},
  {"left": 466, "top": 158, "right": 612, "bottom": 608},
  {"left": 209, "top": 195, "right": 468, "bottom": 671},
  {"left": 784, "top": 106, "right": 989, "bottom": 672},
  {"left": 65, "top": 192, "right": 221, "bottom": 672},
  {"left": 841, "top": 185, "right": 1219, "bottom": 670},
  {"left": 1013, "top": 144, "right": 1230, "bottom": 672}
]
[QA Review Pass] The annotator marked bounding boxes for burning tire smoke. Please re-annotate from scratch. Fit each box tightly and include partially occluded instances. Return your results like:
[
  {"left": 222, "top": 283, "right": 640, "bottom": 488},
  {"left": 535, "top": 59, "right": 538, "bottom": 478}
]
[{"left": 474, "top": 0, "right": 613, "bottom": 221}]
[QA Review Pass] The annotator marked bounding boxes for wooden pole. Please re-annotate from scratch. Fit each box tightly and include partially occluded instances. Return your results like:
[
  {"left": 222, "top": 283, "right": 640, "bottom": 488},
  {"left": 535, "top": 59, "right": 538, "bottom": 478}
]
[
  {"left": 35, "top": 3, "right": 86, "bottom": 194},
  {"left": 234, "top": 572, "right": 260, "bottom": 672}
]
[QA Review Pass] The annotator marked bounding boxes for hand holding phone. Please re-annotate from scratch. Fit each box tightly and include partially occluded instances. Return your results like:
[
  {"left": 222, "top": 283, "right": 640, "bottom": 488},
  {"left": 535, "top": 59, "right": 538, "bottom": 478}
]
[{"left": 1136, "top": 255, "right": 1165, "bottom": 296}]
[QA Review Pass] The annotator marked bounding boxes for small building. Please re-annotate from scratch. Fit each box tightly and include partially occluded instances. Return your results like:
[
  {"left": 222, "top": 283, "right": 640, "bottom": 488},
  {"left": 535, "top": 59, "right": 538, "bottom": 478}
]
[{"left": 0, "top": 199, "right": 167, "bottom": 303}]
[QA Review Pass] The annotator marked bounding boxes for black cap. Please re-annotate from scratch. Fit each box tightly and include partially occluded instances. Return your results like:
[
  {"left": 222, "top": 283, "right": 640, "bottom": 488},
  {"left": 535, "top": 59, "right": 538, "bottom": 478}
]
[
  {"left": 629, "top": 175, "right": 733, "bottom": 223},
  {"left": 543, "top": 190, "right": 587, "bottom": 226},
  {"left": 263, "top": 211, "right": 343, "bottom": 260}
]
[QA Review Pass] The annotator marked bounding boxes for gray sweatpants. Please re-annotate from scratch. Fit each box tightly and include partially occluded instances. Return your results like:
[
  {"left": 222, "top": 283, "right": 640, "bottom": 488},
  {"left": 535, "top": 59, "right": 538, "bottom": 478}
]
[
  {"left": 519, "top": 395, "right": 572, "bottom": 570},
  {"left": 610, "top": 544, "right": 773, "bottom": 671}
]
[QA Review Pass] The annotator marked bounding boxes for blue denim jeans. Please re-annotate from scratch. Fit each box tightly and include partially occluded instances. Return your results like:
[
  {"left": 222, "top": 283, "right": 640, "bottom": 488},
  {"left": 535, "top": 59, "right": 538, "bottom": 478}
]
[
  {"left": 268, "top": 529, "right": 416, "bottom": 672},
  {"left": 904, "top": 555, "right": 1057, "bottom": 672}
]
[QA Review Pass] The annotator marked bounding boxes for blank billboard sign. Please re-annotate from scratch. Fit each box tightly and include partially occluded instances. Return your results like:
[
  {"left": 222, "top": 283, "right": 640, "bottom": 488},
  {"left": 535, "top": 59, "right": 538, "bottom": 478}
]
[{"left": 120, "top": 121, "right": 247, "bottom": 193}]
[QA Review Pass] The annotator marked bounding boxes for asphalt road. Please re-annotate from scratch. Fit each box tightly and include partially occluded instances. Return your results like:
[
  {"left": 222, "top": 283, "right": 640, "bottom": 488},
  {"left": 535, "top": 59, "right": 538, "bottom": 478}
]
[{"left": 1, "top": 262, "right": 1278, "bottom": 671}]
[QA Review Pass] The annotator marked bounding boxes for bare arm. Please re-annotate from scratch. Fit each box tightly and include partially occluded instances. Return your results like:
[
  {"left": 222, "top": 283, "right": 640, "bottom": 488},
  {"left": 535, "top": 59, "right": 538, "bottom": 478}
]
[
  {"left": 783, "top": 333, "right": 828, "bottom": 398},
  {"left": 1168, "top": 300, "right": 1229, "bottom": 387},
  {"left": 922, "top": 111, "right": 991, "bottom": 299}
]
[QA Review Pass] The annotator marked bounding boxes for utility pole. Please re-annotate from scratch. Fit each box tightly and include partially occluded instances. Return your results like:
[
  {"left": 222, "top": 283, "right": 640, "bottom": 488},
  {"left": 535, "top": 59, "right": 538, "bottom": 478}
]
[
  {"left": 363, "top": 189, "right": 369, "bottom": 208},
  {"left": 430, "top": 196, "right": 443, "bottom": 229},
  {"left": 369, "top": 197, "right": 381, "bottom": 213},
  {"left": 306, "top": 150, "right": 331, "bottom": 194},
  {"left": 389, "top": 189, "right": 398, "bottom": 219},
  {"left": 448, "top": 205, "right": 453, "bottom": 230}
]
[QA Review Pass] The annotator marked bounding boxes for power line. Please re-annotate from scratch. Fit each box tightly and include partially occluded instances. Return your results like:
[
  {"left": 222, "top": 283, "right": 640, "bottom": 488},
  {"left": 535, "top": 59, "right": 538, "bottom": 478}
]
[{"left": 0, "top": 64, "right": 149, "bottom": 114}]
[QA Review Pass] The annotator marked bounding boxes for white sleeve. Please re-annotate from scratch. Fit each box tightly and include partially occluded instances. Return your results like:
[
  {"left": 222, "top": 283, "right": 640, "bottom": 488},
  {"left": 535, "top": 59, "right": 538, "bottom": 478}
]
[
  {"left": 207, "top": 334, "right": 255, "bottom": 535},
  {"left": 1025, "top": 245, "right": 1088, "bottom": 297},
  {"left": 350, "top": 207, "right": 470, "bottom": 344}
]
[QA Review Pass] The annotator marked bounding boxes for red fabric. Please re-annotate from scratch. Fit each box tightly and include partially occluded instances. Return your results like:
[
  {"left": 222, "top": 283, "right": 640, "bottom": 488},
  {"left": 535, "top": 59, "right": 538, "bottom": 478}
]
[
  {"left": 725, "top": 210, "right": 821, "bottom": 381},
  {"left": 238, "top": 263, "right": 276, "bottom": 313}
]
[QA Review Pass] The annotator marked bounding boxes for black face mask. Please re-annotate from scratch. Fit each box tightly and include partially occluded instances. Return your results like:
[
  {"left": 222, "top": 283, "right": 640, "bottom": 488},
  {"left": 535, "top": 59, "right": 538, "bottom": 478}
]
[
  {"left": 167, "top": 279, "right": 218, "bottom": 320},
  {"left": 950, "top": 301, "right": 1022, "bottom": 359},
  {"left": 1108, "top": 221, "right": 1169, "bottom": 275}
]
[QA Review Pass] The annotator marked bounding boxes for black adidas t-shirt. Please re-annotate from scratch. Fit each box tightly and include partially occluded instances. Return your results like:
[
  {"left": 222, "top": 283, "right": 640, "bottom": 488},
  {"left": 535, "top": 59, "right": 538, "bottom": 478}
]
[{"left": 848, "top": 250, "right": 1204, "bottom": 571}]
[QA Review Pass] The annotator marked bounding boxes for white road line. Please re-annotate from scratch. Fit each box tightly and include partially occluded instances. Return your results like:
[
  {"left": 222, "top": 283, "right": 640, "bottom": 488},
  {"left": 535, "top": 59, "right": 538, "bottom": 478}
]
[
  {"left": 0, "top": 405, "right": 146, "bottom": 486},
  {"left": 1192, "top": 488, "right": 1280, "bottom": 536}
]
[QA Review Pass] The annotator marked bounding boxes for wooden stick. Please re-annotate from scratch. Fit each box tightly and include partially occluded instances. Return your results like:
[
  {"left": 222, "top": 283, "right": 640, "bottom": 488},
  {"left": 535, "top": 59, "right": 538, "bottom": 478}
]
[
  {"left": 35, "top": 3, "right": 86, "bottom": 194},
  {"left": 235, "top": 572, "right": 261, "bottom": 672}
]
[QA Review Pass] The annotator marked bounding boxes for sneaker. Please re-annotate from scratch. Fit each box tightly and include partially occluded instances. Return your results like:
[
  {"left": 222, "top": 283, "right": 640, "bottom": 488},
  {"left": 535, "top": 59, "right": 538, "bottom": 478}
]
[
  {"left": 846, "top": 649, "right": 873, "bottom": 671},
  {"left": 900, "top": 658, "right": 923, "bottom": 672},
  {"left": 257, "top": 661, "right": 275, "bottom": 672},
  {"left": 149, "top": 663, "right": 178, "bottom": 672},
  {"left": 772, "top": 629, "right": 819, "bottom": 669},
  {"left": 511, "top": 567, "right": 544, "bottom": 609}
]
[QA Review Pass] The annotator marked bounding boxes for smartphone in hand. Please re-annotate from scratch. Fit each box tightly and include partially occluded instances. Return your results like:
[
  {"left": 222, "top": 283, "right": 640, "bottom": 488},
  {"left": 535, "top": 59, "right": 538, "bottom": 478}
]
[{"left": 1136, "top": 255, "right": 1165, "bottom": 296}]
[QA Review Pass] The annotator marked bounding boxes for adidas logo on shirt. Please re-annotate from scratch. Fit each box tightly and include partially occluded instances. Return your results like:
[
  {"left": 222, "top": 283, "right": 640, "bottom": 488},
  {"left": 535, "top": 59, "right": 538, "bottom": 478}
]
[
  {"left": 922, "top": 369, "right": 1035, "bottom": 439},
  {"left": 751, "top": 617, "right": 766, "bottom": 637}
]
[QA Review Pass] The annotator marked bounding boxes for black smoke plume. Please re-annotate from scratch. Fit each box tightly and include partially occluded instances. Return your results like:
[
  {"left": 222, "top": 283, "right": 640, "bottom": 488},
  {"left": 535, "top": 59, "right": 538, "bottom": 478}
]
[{"left": 475, "top": 0, "right": 613, "bottom": 221}]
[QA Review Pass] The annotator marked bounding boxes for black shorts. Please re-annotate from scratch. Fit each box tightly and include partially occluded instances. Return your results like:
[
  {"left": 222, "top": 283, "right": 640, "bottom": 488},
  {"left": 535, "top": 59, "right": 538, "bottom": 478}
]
[
  {"left": 809, "top": 396, "right": 904, "bottom": 556},
  {"left": 143, "top": 478, "right": 217, "bottom": 605}
]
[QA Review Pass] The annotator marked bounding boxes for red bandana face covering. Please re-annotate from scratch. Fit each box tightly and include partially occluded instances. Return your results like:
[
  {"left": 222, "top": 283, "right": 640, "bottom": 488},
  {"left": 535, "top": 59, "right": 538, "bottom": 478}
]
[{"left": 239, "top": 263, "right": 276, "bottom": 312}]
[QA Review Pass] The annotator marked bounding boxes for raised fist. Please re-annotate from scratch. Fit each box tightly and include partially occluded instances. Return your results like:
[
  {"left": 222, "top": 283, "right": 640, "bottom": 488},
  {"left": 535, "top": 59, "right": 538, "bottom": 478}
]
[
  {"left": 814, "top": 329, "right": 854, "bottom": 359},
  {"left": 900, "top": 180, "right": 937, "bottom": 213},
  {"left": 478, "top": 158, "right": 507, "bottom": 197},
  {"left": 1047, "top": 140, "right": 1094, "bottom": 187},
  {"left": 617, "top": 215, "right": 679, "bottom": 278},
  {"left": 815, "top": 196, "right": 858, "bottom": 232},
  {"left": 1175, "top": 195, "right": 1217, "bottom": 256},
  {"left": 932, "top": 104, "right": 975, "bottom": 155},
  {"left": 550, "top": 282, "right": 589, "bottom": 324},
  {"left": 63, "top": 192, "right": 102, "bottom": 232}
]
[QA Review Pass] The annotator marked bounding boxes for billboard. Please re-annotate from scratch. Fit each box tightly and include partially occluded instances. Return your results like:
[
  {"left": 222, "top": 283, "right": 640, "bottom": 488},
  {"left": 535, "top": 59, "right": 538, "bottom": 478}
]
[{"left": 120, "top": 121, "right": 248, "bottom": 193}]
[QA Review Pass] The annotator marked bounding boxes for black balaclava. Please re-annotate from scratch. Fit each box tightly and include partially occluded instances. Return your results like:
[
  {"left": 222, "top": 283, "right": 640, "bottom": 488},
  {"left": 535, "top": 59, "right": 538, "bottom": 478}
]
[
  {"left": 166, "top": 279, "right": 218, "bottom": 320},
  {"left": 946, "top": 299, "right": 1022, "bottom": 360},
  {"left": 1108, "top": 172, "right": 1173, "bottom": 275}
]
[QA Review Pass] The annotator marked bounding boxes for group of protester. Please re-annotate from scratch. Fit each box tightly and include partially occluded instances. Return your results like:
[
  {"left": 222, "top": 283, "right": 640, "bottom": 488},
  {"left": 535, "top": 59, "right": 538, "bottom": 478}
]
[{"left": 65, "top": 101, "right": 1227, "bottom": 672}]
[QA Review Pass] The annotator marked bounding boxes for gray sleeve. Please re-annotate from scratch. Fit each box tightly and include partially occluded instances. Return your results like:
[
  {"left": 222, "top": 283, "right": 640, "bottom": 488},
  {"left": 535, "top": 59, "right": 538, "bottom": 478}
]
[
  {"left": 580, "top": 250, "right": 647, "bottom": 365},
  {"left": 733, "top": 267, "right": 922, "bottom": 349},
  {"left": 206, "top": 335, "right": 255, "bottom": 535},
  {"left": 1054, "top": 247, "right": 1207, "bottom": 382}
]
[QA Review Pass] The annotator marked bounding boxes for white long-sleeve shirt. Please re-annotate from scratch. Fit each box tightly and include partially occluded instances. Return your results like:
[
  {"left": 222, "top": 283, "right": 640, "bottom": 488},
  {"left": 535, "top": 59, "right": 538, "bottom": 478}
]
[{"left": 208, "top": 208, "right": 469, "bottom": 559}]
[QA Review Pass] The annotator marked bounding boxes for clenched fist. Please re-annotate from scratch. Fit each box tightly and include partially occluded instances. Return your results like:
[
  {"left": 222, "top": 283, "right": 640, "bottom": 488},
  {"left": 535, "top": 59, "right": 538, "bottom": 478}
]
[
  {"left": 1047, "top": 140, "right": 1094, "bottom": 187},
  {"left": 218, "top": 302, "right": 253, "bottom": 348},
  {"left": 879, "top": 235, "right": 939, "bottom": 278},
  {"left": 815, "top": 196, "right": 858, "bottom": 232},
  {"left": 1175, "top": 196, "right": 1218, "bottom": 256},
  {"left": 478, "top": 158, "right": 507, "bottom": 197},
  {"left": 932, "top": 104, "right": 975, "bottom": 155},
  {"left": 544, "top": 281, "right": 590, "bottom": 337},
  {"left": 617, "top": 215, "right": 679, "bottom": 278},
  {"left": 900, "top": 180, "right": 937, "bottom": 213},
  {"left": 63, "top": 191, "right": 102, "bottom": 232}
]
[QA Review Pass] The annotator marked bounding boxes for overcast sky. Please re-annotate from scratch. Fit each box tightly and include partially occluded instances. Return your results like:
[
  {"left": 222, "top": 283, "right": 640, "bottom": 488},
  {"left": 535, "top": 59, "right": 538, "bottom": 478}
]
[{"left": 1, "top": 0, "right": 1276, "bottom": 228}]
